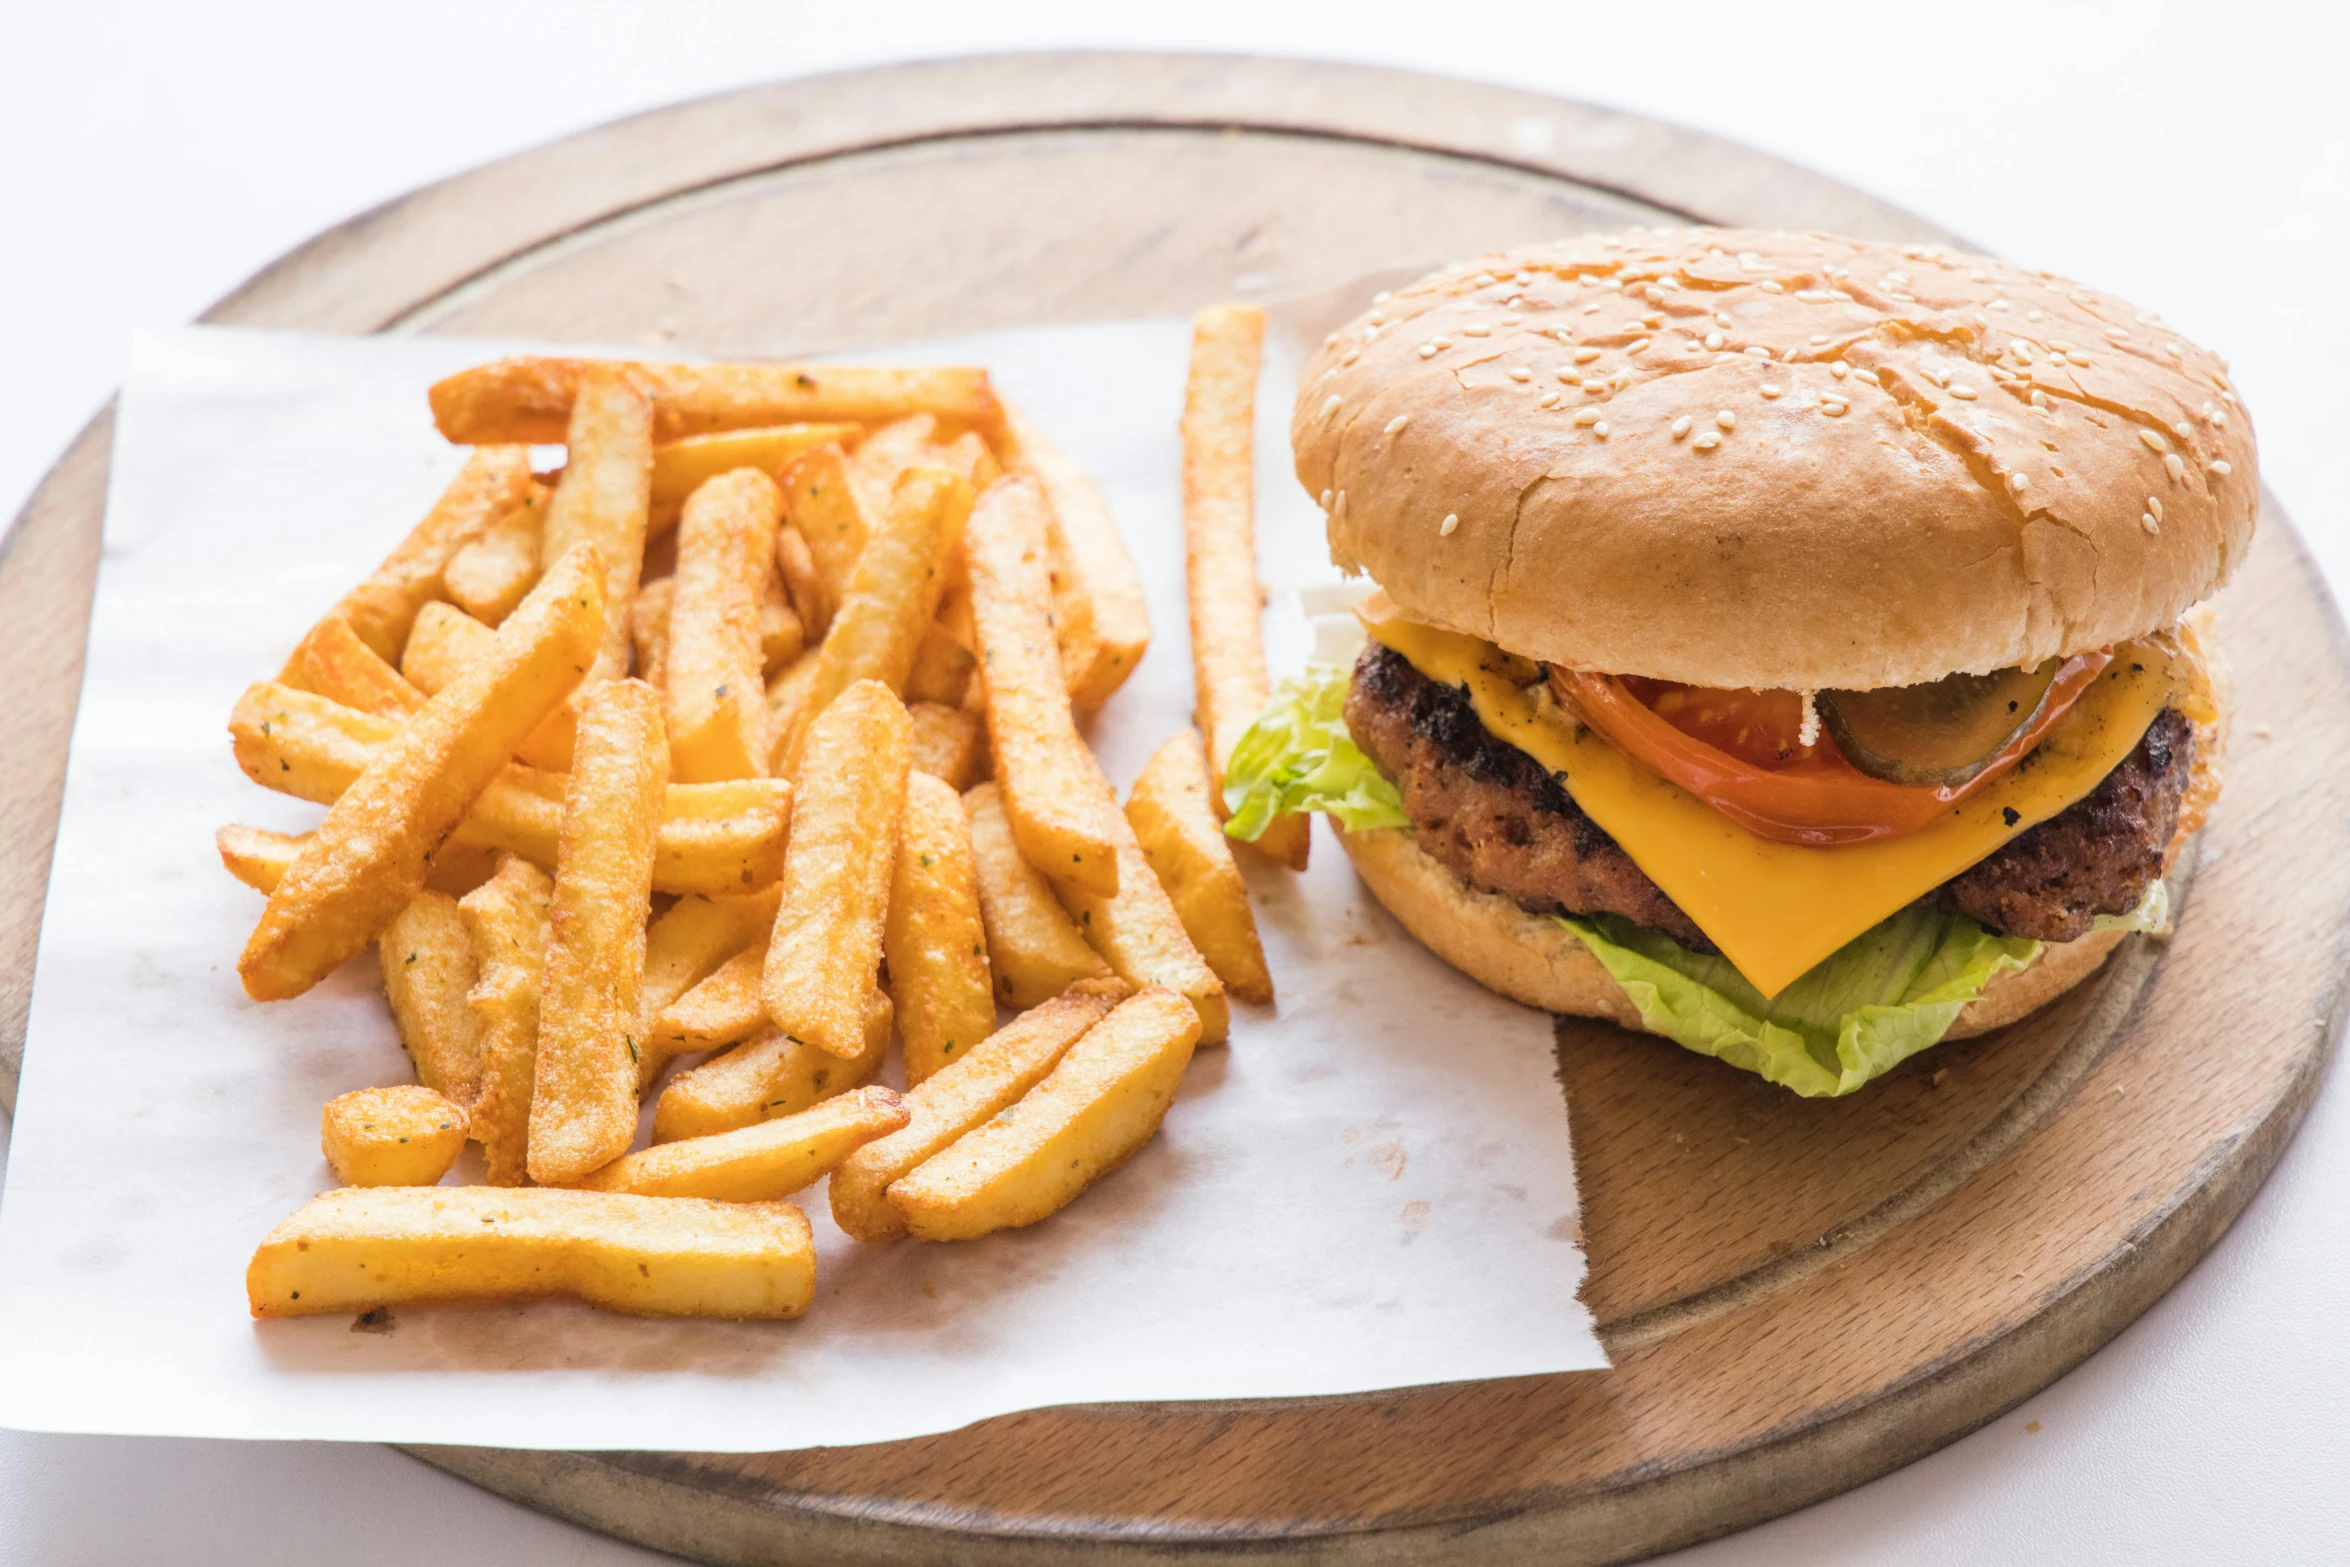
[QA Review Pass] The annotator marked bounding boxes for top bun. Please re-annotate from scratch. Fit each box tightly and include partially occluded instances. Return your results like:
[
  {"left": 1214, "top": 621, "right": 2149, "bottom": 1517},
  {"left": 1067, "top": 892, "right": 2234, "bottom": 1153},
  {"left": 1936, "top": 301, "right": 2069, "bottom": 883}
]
[{"left": 1294, "top": 229, "right": 2258, "bottom": 691}]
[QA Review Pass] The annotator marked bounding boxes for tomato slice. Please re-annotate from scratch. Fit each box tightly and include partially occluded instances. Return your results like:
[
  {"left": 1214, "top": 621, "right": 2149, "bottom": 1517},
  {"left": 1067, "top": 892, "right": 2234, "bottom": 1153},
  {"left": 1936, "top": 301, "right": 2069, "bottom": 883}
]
[{"left": 1553, "top": 653, "right": 2112, "bottom": 846}]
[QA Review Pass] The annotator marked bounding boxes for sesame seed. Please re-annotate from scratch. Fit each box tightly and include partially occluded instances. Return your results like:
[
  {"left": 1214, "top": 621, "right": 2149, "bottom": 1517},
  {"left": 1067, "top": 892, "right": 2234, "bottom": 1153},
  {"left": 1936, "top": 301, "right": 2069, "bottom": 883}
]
[
  {"left": 1716, "top": 352, "right": 1738, "bottom": 365},
  {"left": 2211, "top": 409, "right": 2229, "bottom": 428},
  {"left": 1831, "top": 360, "right": 1850, "bottom": 379},
  {"left": 1583, "top": 303, "right": 1602, "bottom": 315},
  {"left": 1321, "top": 395, "right": 1342, "bottom": 420},
  {"left": 1440, "top": 513, "right": 1459, "bottom": 536},
  {"left": 1760, "top": 279, "right": 1785, "bottom": 294},
  {"left": 2047, "top": 339, "right": 2074, "bottom": 352},
  {"left": 2065, "top": 350, "right": 2093, "bottom": 366},
  {"left": 1501, "top": 313, "right": 1522, "bottom": 326},
  {"left": 2163, "top": 341, "right": 2183, "bottom": 358},
  {"left": 2106, "top": 326, "right": 2130, "bottom": 340},
  {"left": 1715, "top": 410, "right": 1737, "bottom": 431},
  {"left": 1628, "top": 338, "right": 1652, "bottom": 355},
  {"left": 1582, "top": 377, "right": 1608, "bottom": 392},
  {"left": 2031, "top": 390, "right": 2054, "bottom": 410},
  {"left": 2211, "top": 460, "right": 2233, "bottom": 476},
  {"left": 2028, "top": 309, "right": 2045, "bottom": 322},
  {"left": 1575, "top": 347, "right": 1603, "bottom": 363},
  {"left": 2138, "top": 429, "right": 2169, "bottom": 453},
  {"left": 2142, "top": 513, "right": 2161, "bottom": 534},
  {"left": 1745, "top": 346, "right": 1772, "bottom": 358},
  {"left": 1810, "top": 333, "right": 1831, "bottom": 345},
  {"left": 1320, "top": 490, "right": 1333, "bottom": 509},
  {"left": 1593, "top": 421, "right": 1611, "bottom": 438},
  {"left": 1384, "top": 415, "right": 1410, "bottom": 435},
  {"left": 1433, "top": 337, "right": 1452, "bottom": 350},
  {"left": 1574, "top": 409, "right": 1600, "bottom": 425},
  {"left": 1463, "top": 324, "right": 1492, "bottom": 339},
  {"left": 1988, "top": 299, "right": 2011, "bottom": 311},
  {"left": 1557, "top": 366, "right": 1577, "bottom": 382},
  {"left": 1704, "top": 332, "right": 1725, "bottom": 351},
  {"left": 1539, "top": 391, "right": 1562, "bottom": 408},
  {"left": 1336, "top": 490, "right": 1347, "bottom": 519},
  {"left": 1714, "top": 311, "right": 1734, "bottom": 328},
  {"left": 1418, "top": 344, "right": 1439, "bottom": 359},
  {"left": 1324, "top": 333, "right": 1340, "bottom": 349},
  {"left": 1969, "top": 269, "right": 1991, "bottom": 283},
  {"left": 1821, "top": 401, "right": 1848, "bottom": 417},
  {"left": 2008, "top": 472, "right": 2030, "bottom": 493},
  {"left": 1373, "top": 291, "right": 1391, "bottom": 303},
  {"left": 2165, "top": 452, "right": 2186, "bottom": 482},
  {"left": 1368, "top": 311, "right": 1387, "bottom": 325},
  {"left": 1949, "top": 384, "right": 1978, "bottom": 400},
  {"left": 1693, "top": 432, "right": 1721, "bottom": 451},
  {"left": 1761, "top": 383, "right": 1784, "bottom": 398},
  {"left": 2147, "top": 496, "right": 2164, "bottom": 521},
  {"left": 1509, "top": 367, "right": 1532, "bottom": 382},
  {"left": 1671, "top": 415, "right": 1693, "bottom": 440},
  {"left": 1340, "top": 349, "right": 1360, "bottom": 366},
  {"left": 1795, "top": 289, "right": 1838, "bottom": 303}
]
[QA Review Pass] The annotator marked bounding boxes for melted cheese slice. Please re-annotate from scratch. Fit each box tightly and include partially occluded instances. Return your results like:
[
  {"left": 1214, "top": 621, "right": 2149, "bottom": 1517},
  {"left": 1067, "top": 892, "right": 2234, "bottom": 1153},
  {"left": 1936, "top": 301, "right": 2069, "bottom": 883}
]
[{"left": 1363, "top": 610, "right": 2176, "bottom": 997}]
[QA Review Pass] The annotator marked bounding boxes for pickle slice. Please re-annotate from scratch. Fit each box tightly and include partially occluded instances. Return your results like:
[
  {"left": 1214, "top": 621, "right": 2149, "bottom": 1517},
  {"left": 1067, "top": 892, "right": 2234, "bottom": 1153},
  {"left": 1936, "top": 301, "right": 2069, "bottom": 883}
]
[{"left": 1817, "top": 659, "right": 2065, "bottom": 788}]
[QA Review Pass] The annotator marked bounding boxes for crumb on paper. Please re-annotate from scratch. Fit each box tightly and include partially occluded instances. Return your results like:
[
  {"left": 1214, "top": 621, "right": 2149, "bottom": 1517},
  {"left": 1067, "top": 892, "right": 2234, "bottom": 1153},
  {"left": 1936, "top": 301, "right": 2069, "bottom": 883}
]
[
  {"left": 1370, "top": 1140, "right": 1408, "bottom": 1181},
  {"left": 1402, "top": 1201, "right": 1431, "bottom": 1234},
  {"left": 2026, "top": 1420, "right": 2043, "bottom": 1434}
]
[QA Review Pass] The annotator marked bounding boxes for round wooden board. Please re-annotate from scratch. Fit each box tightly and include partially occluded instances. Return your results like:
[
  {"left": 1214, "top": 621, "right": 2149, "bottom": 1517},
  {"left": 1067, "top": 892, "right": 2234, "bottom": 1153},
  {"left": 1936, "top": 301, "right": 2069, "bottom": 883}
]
[{"left": 2, "top": 51, "right": 2342, "bottom": 1567}]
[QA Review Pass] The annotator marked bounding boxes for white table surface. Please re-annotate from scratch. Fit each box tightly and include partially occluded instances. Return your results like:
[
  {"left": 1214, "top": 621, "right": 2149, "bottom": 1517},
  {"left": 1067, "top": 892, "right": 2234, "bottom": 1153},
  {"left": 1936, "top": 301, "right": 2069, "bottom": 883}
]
[{"left": 4, "top": 3, "right": 2346, "bottom": 1561}]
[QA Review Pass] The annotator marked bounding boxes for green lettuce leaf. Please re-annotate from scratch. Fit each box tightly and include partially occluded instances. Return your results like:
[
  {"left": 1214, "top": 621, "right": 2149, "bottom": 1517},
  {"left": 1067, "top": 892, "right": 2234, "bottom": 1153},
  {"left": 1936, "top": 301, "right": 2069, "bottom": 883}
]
[
  {"left": 1223, "top": 664, "right": 1408, "bottom": 840},
  {"left": 1559, "top": 883, "right": 2168, "bottom": 1097}
]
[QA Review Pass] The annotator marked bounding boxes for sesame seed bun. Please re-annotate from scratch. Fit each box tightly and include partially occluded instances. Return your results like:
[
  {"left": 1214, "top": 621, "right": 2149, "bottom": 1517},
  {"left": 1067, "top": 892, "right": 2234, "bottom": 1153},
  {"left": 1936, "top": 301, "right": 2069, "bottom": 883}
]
[
  {"left": 1335, "top": 822, "right": 2127, "bottom": 1046},
  {"left": 1295, "top": 229, "right": 2258, "bottom": 692}
]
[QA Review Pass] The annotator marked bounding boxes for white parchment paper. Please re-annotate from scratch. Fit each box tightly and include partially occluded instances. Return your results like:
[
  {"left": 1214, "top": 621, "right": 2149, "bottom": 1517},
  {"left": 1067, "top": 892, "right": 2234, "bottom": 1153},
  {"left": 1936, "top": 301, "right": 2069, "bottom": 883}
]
[{"left": 0, "top": 315, "right": 1604, "bottom": 1450}]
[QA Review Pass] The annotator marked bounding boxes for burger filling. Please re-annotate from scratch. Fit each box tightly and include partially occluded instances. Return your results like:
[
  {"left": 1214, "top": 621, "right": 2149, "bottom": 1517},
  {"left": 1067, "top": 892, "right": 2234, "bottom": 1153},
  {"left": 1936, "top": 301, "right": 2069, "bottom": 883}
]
[{"left": 1346, "top": 641, "right": 2191, "bottom": 952}]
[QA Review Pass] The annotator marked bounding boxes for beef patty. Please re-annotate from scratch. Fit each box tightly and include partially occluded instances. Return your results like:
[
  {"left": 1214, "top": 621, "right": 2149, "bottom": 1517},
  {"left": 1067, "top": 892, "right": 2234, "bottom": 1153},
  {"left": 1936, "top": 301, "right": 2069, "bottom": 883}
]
[{"left": 1345, "top": 643, "right": 2191, "bottom": 949}]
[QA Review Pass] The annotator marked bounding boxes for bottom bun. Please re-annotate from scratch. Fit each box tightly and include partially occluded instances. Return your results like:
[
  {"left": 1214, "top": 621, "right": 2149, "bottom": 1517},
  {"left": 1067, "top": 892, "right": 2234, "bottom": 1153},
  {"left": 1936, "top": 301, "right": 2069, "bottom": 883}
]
[{"left": 1335, "top": 825, "right": 2123, "bottom": 1041}]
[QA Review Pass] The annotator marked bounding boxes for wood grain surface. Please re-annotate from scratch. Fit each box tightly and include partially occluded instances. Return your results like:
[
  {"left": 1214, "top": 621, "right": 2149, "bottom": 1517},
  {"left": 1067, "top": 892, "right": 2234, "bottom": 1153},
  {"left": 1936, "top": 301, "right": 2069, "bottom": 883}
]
[{"left": 2, "top": 52, "right": 2339, "bottom": 1567}]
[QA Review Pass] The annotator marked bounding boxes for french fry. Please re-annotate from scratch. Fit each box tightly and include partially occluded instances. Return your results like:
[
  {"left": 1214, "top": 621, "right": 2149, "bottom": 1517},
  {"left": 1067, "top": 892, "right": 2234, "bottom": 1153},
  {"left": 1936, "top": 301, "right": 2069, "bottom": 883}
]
[
  {"left": 903, "top": 614, "right": 976, "bottom": 708},
  {"left": 378, "top": 892, "right": 484, "bottom": 1106},
  {"left": 542, "top": 370, "right": 654, "bottom": 683},
  {"left": 887, "top": 772, "right": 995, "bottom": 1084},
  {"left": 654, "top": 990, "right": 892, "bottom": 1142},
  {"left": 528, "top": 679, "right": 668, "bottom": 1185},
  {"left": 765, "top": 681, "right": 911, "bottom": 1058},
  {"left": 321, "top": 1085, "right": 469, "bottom": 1188},
  {"left": 630, "top": 574, "right": 673, "bottom": 691},
  {"left": 278, "top": 446, "right": 532, "bottom": 676},
  {"left": 666, "top": 468, "right": 781, "bottom": 781},
  {"left": 1127, "top": 728, "right": 1274, "bottom": 1005},
  {"left": 763, "top": 650, "right": 822, "bottom": 773},
  {"left": 887, "top": 987, "right": 1200, "bottom": 1241},
  {"left": 773, "top": 523, "right": 829, "bottom": 637},
  {"left": 965, "top": 474, "right": 1121, "bottom": 897},
  {"left": 224, "top": 822, "right": 491, "bottom": 898},
  {"left": 444, "top": 484, "right": 547, "bottom": 625},
  {"left": 1183, "top": 305, "right": 1307, "bottom": 870},
  {"left": 227, "top": 686, "right": 791, "bottom": 896},
  {"left": 639, "top": 887, "right": 780, "bottom": 1044},
  {"left": 907, "top": 701, "right": 988, "bottom": 792},
  {"left": 773, "top": 468, "right": 973, "bottom": 775},
  {"left": 430, "top": 357, "right": 998, "bottom": 445},
  {"left": 401, "top": 600, "right": 577, "bottom": 771},
  {"left": 848, "top": 413, "right": 940, "bottom": 517},
  {"left": 962, "top": 781, "right": 1110, "bottom": 1006},
  {"left": 247, "top": 1187, "right": 815, "bottom": 1320},
  {"left": 650, "top": 423, "right": 861, "bottom": 507},
  {"left": 651, "top": 942, "right": 768, "bottom": 1053},
  {"left": 576, "top": 1085, "right": 906, "bottom": 1201},
  {"left": 930, "top": 428, "right": 1003, "bottom": 490},
  {"left": 1053, "top": 755, "right": 1230, "bottom": 1045},
  {"left": 759, "top": 567, "right": 805, "bottom": 675},
  {"left": 776, "top": 444, "right": 871, "bottom": 617},
  {"left": 292, "top": 615, "right": 425, "bottom": 718},
  {"left": 997, "top": 401, "right": 1151, "bottom": 713},
  {"left": 239, "top": 546, "right": 600, "bottom": 1001},
  {"left": 830, "top": 980, "right": 1126, "bottom": 1242},
  {"left": 460, "top": 853, "right": 553, "bottom": 1186}
]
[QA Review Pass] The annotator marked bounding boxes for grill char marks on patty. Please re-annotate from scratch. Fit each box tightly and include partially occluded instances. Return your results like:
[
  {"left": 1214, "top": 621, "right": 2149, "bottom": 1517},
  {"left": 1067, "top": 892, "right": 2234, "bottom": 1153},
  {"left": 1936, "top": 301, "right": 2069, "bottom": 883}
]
[
  {"left": 1345, "top": 642, "right": 1717, "bottom": 950},
  {"left": 1345, "top": 643, "right": 2191, "bottom": 950}
]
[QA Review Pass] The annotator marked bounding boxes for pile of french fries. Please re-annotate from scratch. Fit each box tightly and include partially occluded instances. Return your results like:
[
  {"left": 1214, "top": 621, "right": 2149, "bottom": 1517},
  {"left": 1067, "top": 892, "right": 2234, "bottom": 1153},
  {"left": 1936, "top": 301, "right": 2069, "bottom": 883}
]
[{"left": 231, "top": 314, "right": 1293, "bottom": 1325}]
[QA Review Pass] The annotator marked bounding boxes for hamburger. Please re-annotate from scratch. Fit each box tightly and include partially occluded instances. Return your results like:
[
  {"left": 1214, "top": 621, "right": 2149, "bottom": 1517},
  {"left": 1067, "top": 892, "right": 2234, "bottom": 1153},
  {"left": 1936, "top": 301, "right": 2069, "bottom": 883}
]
[{"left": 1226, "top": 228, "right": 2247, "bottom": 1097}]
